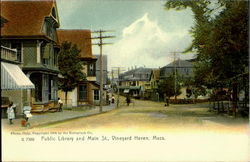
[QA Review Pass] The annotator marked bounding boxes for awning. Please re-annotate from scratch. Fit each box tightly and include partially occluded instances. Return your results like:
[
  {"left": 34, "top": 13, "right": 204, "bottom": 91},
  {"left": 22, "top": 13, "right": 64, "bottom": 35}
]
[
  {"left": 124, "top": 89, "right": 130, "bottom": 93},
  {"left": 1, "top": 62, "right": 35, "bottom": 90}
]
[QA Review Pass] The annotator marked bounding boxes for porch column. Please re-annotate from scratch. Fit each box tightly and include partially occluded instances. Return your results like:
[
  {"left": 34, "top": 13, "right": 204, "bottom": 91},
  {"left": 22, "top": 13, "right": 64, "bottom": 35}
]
[{"left": 26, "top": 73, "right": 32, "bottom": 106}]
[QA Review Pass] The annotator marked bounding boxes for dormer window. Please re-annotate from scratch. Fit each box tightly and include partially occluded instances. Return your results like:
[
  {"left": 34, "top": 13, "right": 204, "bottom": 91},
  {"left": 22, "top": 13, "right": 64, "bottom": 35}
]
[{"left": 88, "top": 63, "right": 96, "bottom": 76}]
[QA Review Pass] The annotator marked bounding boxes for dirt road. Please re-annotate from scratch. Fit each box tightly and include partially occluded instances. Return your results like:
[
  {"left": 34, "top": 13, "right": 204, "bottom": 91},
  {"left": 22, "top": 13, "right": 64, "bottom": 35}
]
[{"left": 33, "top": 97, "right": 249, "bottom": 134}]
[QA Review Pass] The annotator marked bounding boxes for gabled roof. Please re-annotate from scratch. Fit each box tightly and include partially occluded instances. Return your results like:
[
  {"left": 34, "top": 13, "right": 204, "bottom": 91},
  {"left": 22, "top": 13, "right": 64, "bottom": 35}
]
[
  {"left": 1, "top": 0, "right": 59, "bottom": 37},
  {"left": 120, "top": 67, "right": 152, "bottom": 76},
  {"left": 150, "top": 69, "right": 160, "bottom": 80},
  {"left": 57, "top": 29, "right": 96, "bottom": 59},
  {"left": 160, "top": 59, "right": 194, "bottom": 78},
  {"left": 119, "top": 67, "right": 152, "bottom": 81},
  {"left": 162, "top": 59, "right": 193, "bottom": 68}
]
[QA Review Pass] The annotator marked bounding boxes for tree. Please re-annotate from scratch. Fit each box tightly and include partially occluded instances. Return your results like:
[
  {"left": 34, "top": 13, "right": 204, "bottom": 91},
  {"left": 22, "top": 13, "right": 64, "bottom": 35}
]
[
  {"left": 165, "top": 0, "right": 248, "bottom": 116},
  {"left": 158, "top": 72, "right": 182, "bottom": 101},
  {"left": 58, "top": 41, "right": 86, "bottom": 105},
  {"left": 165, "top": 0, "right": 249, "bottom": 88}
]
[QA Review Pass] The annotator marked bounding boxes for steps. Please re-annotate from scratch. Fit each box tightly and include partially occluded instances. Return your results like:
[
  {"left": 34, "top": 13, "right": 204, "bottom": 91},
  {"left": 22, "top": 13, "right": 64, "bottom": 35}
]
[{"left": 31, "top": 101, "right": 59, "bottom": 113}]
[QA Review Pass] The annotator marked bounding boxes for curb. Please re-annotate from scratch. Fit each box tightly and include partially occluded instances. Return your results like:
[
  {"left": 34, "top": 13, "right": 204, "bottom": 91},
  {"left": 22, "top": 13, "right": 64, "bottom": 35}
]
[{"left": 28, "top": 109, "right": 114, "bottom": 129}]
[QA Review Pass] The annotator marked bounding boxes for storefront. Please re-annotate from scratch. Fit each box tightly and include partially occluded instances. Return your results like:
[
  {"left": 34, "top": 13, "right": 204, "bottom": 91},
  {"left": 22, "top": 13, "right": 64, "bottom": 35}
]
[{"left": 1, "top": 62, "right": 35, "bottom": 118}]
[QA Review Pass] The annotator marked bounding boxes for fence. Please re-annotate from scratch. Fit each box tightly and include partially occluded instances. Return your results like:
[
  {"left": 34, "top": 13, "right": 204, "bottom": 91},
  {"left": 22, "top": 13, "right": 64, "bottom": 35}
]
[
  {"left": 209, "top": 99, "right": 249, "bottom": 116},
  {"left": 1, "top": 46, "right": 17, "bottom": 61}
]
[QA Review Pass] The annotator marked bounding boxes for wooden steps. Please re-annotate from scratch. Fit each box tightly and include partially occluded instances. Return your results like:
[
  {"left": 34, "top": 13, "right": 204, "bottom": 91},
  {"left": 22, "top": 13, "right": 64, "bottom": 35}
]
[{"left": 31, "top": 101, "right": 60, "bottom": 113}]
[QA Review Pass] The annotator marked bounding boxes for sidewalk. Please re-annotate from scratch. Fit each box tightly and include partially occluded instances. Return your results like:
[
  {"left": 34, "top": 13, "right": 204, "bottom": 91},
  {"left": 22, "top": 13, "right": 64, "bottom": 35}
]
[{"left": 2, "top": 104, "right": 116, "bottom": 131}]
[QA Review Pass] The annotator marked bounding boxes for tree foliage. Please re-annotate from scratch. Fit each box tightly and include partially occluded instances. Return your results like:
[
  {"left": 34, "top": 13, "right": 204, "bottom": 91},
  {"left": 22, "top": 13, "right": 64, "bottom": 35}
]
[
  {"left": 158, "top": 72, "right": 182, "bottom": 98},
  {"left": 165, "top": 0, "right": 249, "bottom": 88},
  {"left": 58, "top": 41, "right": 86, "bottom": 93}
]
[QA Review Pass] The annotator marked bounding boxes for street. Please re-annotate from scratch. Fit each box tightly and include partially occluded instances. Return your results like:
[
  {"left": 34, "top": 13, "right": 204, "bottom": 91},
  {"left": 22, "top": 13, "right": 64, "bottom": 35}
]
[
  {"left": 33, "top": 97, "right": 248, "bottom": 133},
  {"left": 3, "top": 98, "right": 249, "bottom": 161}
]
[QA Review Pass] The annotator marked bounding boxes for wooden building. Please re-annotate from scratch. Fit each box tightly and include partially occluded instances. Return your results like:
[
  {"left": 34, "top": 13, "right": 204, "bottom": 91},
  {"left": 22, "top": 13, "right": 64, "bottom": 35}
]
[
  {"left": 1, "top": 0, "right": 61, "bottom": 112},
  {"left": 149, "top": 69, "right": 160, "bottom": 101},
  {"left": 57, "top": 29, "right": 100, "bottom": 107},
  {"left": 119, "top": 67, "right": 152, "bottom": 99},
  {"left": 159, "top": 59, "right": 195, "bottom": 99}
]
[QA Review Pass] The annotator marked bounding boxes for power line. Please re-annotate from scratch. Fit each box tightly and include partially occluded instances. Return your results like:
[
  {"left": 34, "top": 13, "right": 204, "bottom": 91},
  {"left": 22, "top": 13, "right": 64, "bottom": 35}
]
[
  {"left": 111, "top": 66, "right": 126, "bottom": 108},
  {"left": 91, "top": 29, "right": 115, "bottom": 112}
]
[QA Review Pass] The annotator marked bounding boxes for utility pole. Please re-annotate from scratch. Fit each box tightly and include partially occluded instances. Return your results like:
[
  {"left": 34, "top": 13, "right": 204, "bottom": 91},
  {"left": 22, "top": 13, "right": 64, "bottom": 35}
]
[
  {"left": 111, "top": 67, "right": 125, "bottom": 108},
  {"left": 111, "top": 69, "right": 114, "bottom": 96},
  {"left": 91, "top": 30, "right": 115, "bottom": 112},
  {"left": 173, "top": 52, "right": 176, "bottom": 100},
  {"left": 117, "top": 67, "right": 120, "bottom": 108}
]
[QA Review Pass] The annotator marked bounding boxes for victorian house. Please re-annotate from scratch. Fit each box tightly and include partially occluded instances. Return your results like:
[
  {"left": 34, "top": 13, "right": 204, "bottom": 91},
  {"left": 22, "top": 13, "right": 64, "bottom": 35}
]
[
  {"left": 1, "top": 16, "right": 35, "bottom": 118},
  {"left": 1, "top": 1, "right": 60, "bottom": 112},
  {"left": 159, "top": 59, "right": 195, "bottom": 99},
  {"left": 119, "top": 67, "right": 152, "bottom": 99},
  {"left": 159, "top": 59, "right": 194, "bottom": 80},
  {"left": 57, "top": 29, "right": 100, "bottom": 106},
  {"left": 149, "top": 69, "right": 160, "bottom": 101}
]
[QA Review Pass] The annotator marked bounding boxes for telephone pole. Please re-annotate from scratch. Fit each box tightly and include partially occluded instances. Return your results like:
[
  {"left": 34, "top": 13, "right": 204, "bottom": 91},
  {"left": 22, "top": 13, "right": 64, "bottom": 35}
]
[
  {"left": 111, "top": 66, "right": 126, "bottom": 108},
  {"left": 174, "top": 52, "right": 176, "bottom": 100},
  {"left": 169, "top": 51, "right": 180, "bottom": 100},
  {"left": 91, "top": 30, "right": 115, "bottom": 112}
]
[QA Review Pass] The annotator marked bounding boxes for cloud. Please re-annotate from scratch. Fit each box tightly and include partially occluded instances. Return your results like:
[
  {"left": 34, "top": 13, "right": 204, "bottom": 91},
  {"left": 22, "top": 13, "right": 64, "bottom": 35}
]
[{"left": 105, "top": 13, "right": 193, "bottom": 70}]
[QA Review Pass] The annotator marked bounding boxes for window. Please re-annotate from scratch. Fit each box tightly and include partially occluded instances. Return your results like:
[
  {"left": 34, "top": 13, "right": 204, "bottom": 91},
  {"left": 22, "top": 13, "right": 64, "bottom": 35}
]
[
  {"left": 54, "top": 48, "right": 59, "bottom": 67},
  {"left": 94, "top": 90, "right": 99, "bottom": 100},
  {"left": 43, "top": 74, "right": 49, "bottom": 102},
  {"left": 79, "top": 85, "right": 87, "bottom": 101},
  {"left": 88, "top": 63, "right": 96, "bottom": 76},
  {"left": 49, "top": 77, "right": 57, "bottom": 100},
  {"left": 41, "top": 43, "right": 50, "bottom": 65}
]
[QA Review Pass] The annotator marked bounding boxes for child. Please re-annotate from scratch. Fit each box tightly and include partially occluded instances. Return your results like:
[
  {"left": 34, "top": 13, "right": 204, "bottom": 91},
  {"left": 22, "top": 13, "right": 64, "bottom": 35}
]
[
  {"left": 7, "top": 102, "right": 15, "bottom": 124},
  {"left": 58, "top": 98, "right": 63, "bottom": 112}
]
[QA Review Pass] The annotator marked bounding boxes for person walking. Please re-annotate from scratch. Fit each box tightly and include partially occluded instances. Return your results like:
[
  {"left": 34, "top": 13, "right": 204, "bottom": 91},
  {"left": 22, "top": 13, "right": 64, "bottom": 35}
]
[
  {"left": 58, "top": 98, "right": 63, "bottom": 112},
  {"left": 111, "top": 95, "right": 115, "bottom": 104},
  {"left": 7, "top": 102, "right": 15, "bottom": 124},
  {"left": 126, "top": 95, "right": 131, "bottom": 106}
]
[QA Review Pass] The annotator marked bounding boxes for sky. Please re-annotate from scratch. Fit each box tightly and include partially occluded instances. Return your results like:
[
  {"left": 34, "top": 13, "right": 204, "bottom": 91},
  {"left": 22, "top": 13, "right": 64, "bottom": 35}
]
[{"left": 57, "top": 0, "right": 195, "bottom": 72}]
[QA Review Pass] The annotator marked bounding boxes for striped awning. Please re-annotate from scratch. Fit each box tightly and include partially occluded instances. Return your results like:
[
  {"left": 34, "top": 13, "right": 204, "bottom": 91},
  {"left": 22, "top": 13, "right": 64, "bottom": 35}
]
[
  {"left": 1, "top": 62, "right": 35, "bottom": 90},
  {"left": 124, "top": 89, "right": 130, "bottom": 93}
]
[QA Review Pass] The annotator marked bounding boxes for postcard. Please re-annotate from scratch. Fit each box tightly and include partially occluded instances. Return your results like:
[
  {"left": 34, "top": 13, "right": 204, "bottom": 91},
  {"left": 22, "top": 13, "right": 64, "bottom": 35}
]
[{"left": 1, "top": 0, "right": 249, "bottom": 161}]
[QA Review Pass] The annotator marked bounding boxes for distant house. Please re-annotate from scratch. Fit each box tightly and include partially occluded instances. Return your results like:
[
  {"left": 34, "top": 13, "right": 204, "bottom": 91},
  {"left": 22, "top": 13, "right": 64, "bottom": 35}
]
[
  {"left": 160, "top": 59, "right": 194, "bottom": 79},
  {"left": 119, "top": 67, "right": 152, "bottom": 98},
  {"left": 149, "top": 69, "right": 160, "bottom": 101},
  {"left": 159, "top": 59, "right": 195, "bottom": 99},
  {"left": 57, "top": 29, "right": 101, "bottom": 106},
  {"left": 94, "top": 54, "right": 108, "bottom": 85},
  {"left": 1, "top": 0, "right": 61, "bottom": 112}
]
